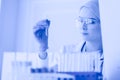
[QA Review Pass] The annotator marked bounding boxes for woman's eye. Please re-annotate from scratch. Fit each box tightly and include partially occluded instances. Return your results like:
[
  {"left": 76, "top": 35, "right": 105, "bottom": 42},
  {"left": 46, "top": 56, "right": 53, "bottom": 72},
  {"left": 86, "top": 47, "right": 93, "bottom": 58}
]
[
  {"left": 87, "top": 18, "right": 98, "bottom": 24},
  {"left": 91, "top": 20, "right": 96, "bottom": 24}
]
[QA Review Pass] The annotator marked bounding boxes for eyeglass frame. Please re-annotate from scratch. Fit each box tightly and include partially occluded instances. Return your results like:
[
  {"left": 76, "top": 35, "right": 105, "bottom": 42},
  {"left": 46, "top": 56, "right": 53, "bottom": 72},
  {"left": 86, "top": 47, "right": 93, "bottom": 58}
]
[{"left": 76, "top": 16, "right": 100, "bottom": 25}]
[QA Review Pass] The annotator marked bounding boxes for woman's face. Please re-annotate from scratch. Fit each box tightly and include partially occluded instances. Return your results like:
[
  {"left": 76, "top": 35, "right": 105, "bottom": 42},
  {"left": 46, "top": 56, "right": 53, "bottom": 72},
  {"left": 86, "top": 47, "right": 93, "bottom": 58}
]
[{"left": 78, "top": 7, "right": 101, "bottom": 41}]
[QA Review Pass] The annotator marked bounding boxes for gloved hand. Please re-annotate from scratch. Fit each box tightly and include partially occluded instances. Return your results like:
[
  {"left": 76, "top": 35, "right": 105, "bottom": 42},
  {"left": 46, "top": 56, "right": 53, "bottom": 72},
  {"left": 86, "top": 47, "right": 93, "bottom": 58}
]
[
  {"left": 33, "top": 19, "right": 50, "bottom": 52},
  {"left": 33, "top": 19, "right": 50, "bottom": 59}
]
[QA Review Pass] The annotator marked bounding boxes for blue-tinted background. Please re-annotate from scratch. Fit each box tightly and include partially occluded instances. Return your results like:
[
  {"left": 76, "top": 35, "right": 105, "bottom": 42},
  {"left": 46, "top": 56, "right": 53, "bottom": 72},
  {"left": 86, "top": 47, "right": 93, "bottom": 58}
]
[
  {"left": 0, "top": 0, "right": 87, "bottom": 53},
  {"left": 0, "top": 0, "right": 87, "bottom": 79},
  {"left": 1, "top": 0, "right": 120, "bottom": 80}
]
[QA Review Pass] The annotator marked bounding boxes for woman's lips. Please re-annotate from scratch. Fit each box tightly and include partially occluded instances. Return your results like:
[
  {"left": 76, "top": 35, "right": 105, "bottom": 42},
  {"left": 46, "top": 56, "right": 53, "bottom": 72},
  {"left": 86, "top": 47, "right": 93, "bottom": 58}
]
[{"left": 82, "top": 32, "right": 88, "bottom": 35}]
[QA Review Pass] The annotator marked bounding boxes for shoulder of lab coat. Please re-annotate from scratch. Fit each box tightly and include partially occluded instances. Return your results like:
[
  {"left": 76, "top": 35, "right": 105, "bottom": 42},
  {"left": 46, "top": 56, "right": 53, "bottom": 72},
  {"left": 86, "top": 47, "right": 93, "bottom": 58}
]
[{"left": 47, "top": 40, "right": 85, "bottom": 68}]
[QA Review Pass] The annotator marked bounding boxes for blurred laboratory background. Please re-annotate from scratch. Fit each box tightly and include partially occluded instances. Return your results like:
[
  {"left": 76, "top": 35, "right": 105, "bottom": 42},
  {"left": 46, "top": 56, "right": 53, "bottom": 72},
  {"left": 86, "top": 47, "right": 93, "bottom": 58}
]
[
  {"left": 0, "top": 0, "right": 120, "bottom": 80},
  {"left": 0, "top": 0, "right": 88, "bottom": 79}
]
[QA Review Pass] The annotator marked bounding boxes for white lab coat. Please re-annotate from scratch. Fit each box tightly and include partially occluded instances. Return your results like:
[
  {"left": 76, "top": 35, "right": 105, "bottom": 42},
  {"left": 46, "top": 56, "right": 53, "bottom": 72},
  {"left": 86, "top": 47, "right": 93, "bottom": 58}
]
[{"left": 48, "top": 41, "right": 104, "bottom": 73}]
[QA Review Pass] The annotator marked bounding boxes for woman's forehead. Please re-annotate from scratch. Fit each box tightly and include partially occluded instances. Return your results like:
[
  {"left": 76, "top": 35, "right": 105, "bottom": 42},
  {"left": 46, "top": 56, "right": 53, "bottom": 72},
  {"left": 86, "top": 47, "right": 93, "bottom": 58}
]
[{"left": 79, "top": 7, "right": 97, "bottom": 19}]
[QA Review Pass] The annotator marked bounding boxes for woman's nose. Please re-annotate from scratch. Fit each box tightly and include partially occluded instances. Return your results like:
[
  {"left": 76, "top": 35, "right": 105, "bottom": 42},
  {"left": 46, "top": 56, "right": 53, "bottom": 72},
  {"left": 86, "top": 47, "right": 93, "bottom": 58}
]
[{"left": 82, "top": 22, "right": 87, "bottom": 30}]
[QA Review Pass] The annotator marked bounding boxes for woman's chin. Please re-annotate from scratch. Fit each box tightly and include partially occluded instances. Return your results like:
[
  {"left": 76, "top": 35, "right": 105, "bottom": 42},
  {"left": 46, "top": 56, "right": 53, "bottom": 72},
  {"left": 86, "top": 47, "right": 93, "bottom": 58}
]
[{"left": 82, "top": 35, "right": 89, "bottom": 40}]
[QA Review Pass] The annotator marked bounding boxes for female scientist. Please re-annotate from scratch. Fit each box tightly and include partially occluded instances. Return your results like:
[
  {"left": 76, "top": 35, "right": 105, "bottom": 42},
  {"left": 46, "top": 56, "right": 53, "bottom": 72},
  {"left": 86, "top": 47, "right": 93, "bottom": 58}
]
[
  {"left": 33, "top": 0, "right": 104, "bottom": 76},
  {"left": 76, "top": 0, "right": 104, "bottom": 73}
]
